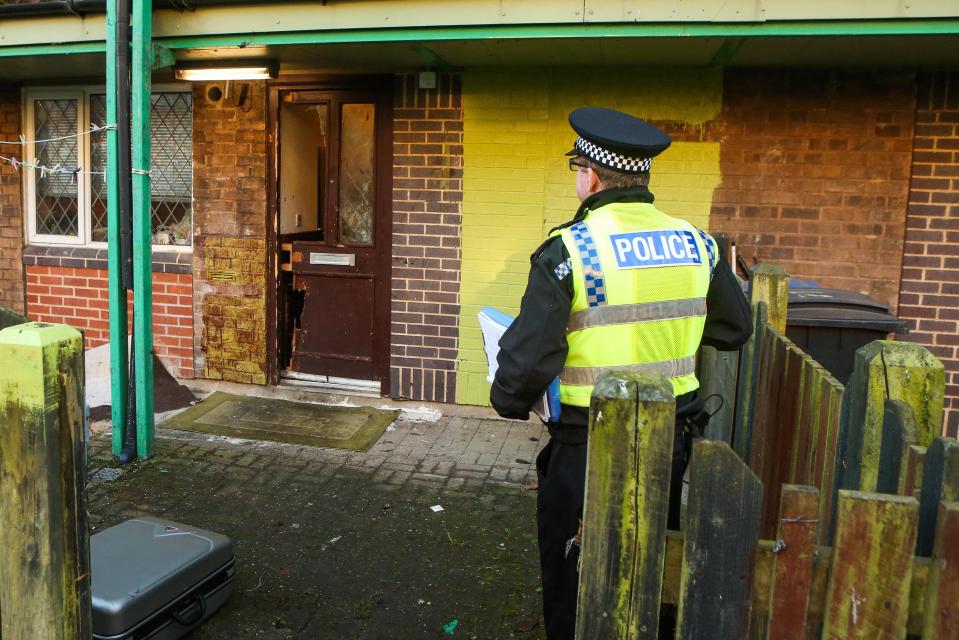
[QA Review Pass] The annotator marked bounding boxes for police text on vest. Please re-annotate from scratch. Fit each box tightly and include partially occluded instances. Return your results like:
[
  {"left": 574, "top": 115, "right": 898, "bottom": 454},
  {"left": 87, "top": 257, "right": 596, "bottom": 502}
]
[{"left": 609, "top": 230, "right": 702, "bottom": 269}]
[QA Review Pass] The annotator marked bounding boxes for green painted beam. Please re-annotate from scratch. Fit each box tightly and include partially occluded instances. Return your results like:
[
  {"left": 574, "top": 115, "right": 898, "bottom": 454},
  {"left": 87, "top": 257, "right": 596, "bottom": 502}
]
[
  {"left": 709, "top": 37, "right": 746, "bottom": 66},
  {"left": 158, "top": 19, "right": 959, "bottom": 49},
  {"left": 152, "top": 43, "right": 175, "bottom": 70},
  {"left": 105, "top": 0, "right": 128, "bottom": 457},
  {"left": 131, "top": 0, "right": 155, "bottom": 460},
  {"left": 3, "top": 19, "right": 959, "bottom": 58},
  {"left": 0, "top": 41, "right": 105, "bottom": 58},
  {"left": 410, "top": 44, "right": 452, "bottom": 70}
]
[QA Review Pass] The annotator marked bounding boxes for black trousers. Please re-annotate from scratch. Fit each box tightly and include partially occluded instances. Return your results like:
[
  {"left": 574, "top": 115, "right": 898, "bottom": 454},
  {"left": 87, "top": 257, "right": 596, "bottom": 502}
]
[{"left": 535, "top": 418, "right": 690, "bottom": 640}]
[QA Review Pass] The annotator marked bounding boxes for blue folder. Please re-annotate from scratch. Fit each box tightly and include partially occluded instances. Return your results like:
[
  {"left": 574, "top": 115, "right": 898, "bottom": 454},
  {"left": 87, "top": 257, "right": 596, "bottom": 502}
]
[{"left": 478, "top": 306, "right": 561, "bottom": 423}]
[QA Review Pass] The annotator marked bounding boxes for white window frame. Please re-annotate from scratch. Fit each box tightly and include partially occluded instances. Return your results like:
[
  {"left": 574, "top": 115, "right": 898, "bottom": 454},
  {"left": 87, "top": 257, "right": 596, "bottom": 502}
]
[
  {"left": 22, "top": 84, "right": 193, "bottom": 252},
  {"left": 24, "top": 88, "right": 89, "bottom": 245}
]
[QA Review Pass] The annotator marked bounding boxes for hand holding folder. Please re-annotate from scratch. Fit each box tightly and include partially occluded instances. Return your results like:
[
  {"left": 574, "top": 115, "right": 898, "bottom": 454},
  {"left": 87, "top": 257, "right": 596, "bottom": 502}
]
[{"left": 478, "top": 307, "right": 561, "bottom": 423}]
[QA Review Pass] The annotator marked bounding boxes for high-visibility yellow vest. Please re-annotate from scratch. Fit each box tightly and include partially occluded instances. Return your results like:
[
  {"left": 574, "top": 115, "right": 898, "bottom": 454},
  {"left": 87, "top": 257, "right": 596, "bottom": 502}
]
[{"left": 552, "top": 201, "right": 716, "bottom": 407}]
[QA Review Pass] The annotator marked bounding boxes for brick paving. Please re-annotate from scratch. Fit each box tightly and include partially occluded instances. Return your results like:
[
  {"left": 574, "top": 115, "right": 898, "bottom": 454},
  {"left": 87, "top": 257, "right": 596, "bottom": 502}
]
[{"left": 86, "top": 395, "right": 549, "bottom": 639}]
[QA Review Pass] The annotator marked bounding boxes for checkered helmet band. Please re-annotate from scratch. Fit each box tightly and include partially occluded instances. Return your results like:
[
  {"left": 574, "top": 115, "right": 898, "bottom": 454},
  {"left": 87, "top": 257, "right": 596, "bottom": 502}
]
[{"left": 574, "top": 137, "right": 652, "bottom": 173}]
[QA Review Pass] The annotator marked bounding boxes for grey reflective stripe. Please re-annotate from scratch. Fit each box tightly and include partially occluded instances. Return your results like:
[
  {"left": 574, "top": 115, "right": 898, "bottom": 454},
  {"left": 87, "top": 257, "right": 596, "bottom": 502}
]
[
  {"left": 566, "top": 298, "right": 706, "bottom": 333},
  {"left": 560, "top": 355, "right": 696, "bottom": 386}
]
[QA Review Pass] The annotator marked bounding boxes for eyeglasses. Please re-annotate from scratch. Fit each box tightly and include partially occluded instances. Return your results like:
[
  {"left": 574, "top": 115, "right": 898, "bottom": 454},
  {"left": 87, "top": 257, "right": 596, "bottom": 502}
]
[{"left": 568, "top": 158, "right": 590, "bottom": 172}]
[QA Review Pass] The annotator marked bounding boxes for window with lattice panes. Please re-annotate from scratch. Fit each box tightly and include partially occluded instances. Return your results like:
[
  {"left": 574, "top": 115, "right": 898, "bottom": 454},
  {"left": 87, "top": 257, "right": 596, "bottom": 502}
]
[{"left": 24, "top": 88, "right": 193, "bottom": 247}]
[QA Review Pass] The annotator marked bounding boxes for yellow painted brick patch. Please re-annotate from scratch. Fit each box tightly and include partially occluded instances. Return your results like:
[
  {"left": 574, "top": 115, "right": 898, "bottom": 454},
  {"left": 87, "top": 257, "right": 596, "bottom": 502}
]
[
  {"left": 199, "top": 236, "right": 267, "bottom": 385},
  {"left": 455, "top": 68, "right": 723, "bottom": 406}
]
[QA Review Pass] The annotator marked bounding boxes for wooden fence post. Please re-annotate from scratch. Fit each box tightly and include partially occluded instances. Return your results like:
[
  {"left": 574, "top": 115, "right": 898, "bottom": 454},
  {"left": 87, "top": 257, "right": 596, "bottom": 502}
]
[
  {"left": 697, "top": 346, "right": 738, "bottom": 442},
  {"left": 0, "top": 322, "right": 91, "bottom": 639},
  {"left": 576, "top": 372, "right": 674, "bottom": 640},
  {"left": 916, "top": 437, "right": 959, "bottom": 557},
  {"left": 823, "top": 490, "right": 919, "bottom": 638},
  {"left": 748, "top": 263, "right": 789, "bottom": 334},
  {"left": 878, "top": 399, "right": 920, "bottom": 495},
  {"left": 696, "top": 234, "right": 739, "bottom": 443},
  {"left": 733, "top": 263, "right": 789, "bottom": 461},
  {"left": 837, "top": 341, "right": 945, "bottom": 495},
  {"left": 922, "top": 501, "right": 959, "bottom": 639},
  {"left": 676, "top": 440, "right": 763, "bottom": 639},
  {"left": 767, "top": 484, "right": 819, "bottom": 640},
  {"left": 904, "top": 445, "right": 927, "bottom": 500}
]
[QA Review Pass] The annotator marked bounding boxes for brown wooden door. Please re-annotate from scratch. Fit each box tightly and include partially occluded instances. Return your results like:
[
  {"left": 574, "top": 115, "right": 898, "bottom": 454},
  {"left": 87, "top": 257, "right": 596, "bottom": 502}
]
[{"left": 274, "top": 87, "right": 392, "bottom": 389}]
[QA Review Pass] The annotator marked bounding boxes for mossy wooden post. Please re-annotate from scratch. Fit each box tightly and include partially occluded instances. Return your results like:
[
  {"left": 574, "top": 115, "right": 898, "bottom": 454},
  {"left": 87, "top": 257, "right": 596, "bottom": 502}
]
[
  {"left": 922, "top": 501, "right": 959, "bottom": 638},
  {"left": 748, "top": 263, "right": 789, "bottom": 335},
  {"left": 837, "top": 341, "right": 945, "bottom": 495},
  {"left": 733, "top": 263, "right": 788, "bottom": 461},
  {"left": 823, "top": 490, "right": 919, "bottom": 638},
  {"left": 676, "top": 440, "right": 762, "bottom": 639},
  {"left": 0, "top": 322, "right": 91, "bottom": 638},
  {"left": 916, "top": 437, "right": 959, "bottom": 557},
  {"left": 878, "top": 399, "right": 920, "bottom": 495},
  {"left": 575, "top": 372, "right": 674, "bottom": 640}
]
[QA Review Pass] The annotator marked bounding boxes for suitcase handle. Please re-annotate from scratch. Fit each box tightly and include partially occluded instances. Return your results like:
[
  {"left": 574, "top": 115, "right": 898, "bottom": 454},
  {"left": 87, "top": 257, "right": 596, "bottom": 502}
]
[{"left": 172, "top": 595, "right": 206, "bottom": 626}]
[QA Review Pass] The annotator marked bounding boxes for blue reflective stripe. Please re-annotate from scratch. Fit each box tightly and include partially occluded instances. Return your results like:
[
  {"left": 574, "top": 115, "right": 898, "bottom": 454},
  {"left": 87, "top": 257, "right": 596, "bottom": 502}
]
[
  {"left": 698, "top": 229, "right": 717, "bottom": 277},
  {"left": 570, "top": 222, "right": 607, "bottom": 307}
]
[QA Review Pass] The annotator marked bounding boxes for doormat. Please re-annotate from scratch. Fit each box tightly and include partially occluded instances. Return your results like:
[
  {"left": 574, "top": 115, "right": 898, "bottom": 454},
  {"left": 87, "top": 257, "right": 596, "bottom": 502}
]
[{"left": 160, "top": 392, "right": 398, "bottom": 451}]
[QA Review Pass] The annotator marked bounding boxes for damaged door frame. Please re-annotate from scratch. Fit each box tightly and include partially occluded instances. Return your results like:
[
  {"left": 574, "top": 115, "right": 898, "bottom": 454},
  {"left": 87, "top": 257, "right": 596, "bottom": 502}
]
[{"left": 265, "top": 74, "right": 394, "bottom": 394}]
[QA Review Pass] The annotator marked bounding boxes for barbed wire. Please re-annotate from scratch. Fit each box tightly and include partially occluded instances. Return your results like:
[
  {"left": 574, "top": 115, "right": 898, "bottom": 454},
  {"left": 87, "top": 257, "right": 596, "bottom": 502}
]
[
  {"left": 0, "top": 123, "right": 117, "bottom": 147},
  {"left": 0, "top": 154, "right": 106, "bottom": 182}
]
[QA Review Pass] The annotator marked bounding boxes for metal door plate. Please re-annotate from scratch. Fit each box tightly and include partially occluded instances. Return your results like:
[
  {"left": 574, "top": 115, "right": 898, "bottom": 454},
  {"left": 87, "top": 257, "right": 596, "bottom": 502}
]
[{"left": 309, "top": 252, "right": 355, "bottom": 266}]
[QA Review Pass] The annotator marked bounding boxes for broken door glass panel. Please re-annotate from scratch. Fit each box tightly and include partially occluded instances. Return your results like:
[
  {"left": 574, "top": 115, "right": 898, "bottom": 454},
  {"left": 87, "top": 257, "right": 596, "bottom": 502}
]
[
  {"left": 338, "top": 103, "right": 375, "bottom": 245},
  {"left": 280, "top": 101, "right": 328, "bottom": 237}
]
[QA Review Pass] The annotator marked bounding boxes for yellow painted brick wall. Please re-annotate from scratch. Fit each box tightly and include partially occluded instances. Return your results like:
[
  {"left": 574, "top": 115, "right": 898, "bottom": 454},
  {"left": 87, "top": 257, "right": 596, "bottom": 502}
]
[
  {"left": 198, "top": 236, "right": 267, "bottom": 385},
  {"left": 455, "top": 68, "right": 723, "bottom": 405}
]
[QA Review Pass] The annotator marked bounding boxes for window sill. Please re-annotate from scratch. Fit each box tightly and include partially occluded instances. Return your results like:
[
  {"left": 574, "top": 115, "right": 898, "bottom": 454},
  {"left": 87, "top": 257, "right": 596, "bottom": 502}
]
[{"left": 22, "top": 245, "right": 193, "bottom": 275}]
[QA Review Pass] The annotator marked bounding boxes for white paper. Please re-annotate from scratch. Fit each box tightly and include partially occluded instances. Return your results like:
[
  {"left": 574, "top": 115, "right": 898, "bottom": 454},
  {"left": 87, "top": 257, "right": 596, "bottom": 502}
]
[
  {"left": 477, "top": 311, "right": 509, "bottom": 383},
  {"left": 478, "top": 308, "right": 552, "bottom": 422}
]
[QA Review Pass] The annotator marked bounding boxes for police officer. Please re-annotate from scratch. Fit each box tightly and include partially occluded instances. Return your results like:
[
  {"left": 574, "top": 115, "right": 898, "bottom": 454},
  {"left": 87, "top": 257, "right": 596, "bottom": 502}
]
[{"left": 490, "top": 107, "right": 752, "bottom": 640}]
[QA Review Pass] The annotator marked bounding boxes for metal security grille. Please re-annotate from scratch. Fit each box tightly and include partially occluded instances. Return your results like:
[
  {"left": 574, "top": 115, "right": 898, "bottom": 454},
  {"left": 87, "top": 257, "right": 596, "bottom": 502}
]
[
  {"left": 34, "top": 98, "right": 80, "bottom": 237},
  {"left": 90, "top": 92, "right": 193, "bottom": 245}
]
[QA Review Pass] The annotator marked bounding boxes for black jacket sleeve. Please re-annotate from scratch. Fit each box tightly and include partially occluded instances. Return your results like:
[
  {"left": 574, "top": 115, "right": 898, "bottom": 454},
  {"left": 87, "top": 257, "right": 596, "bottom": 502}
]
[
  {"left": 490, "top": 238, "right": 572, "bottom": 420},
  {"left": 701, "top": 251, "right": 753, "bottom": 350}
]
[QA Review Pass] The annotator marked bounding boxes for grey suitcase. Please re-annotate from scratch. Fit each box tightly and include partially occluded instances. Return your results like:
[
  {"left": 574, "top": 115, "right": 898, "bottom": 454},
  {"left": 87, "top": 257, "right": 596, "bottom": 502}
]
[{"left": 91, "top": 517, "right": 235, "bottom": 640}]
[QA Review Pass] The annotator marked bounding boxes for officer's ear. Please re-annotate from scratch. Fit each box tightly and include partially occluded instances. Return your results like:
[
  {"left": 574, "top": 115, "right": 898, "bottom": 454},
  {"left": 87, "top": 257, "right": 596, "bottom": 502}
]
[{"left": 587, "top": 167, "right": 603, "bottom": 194}]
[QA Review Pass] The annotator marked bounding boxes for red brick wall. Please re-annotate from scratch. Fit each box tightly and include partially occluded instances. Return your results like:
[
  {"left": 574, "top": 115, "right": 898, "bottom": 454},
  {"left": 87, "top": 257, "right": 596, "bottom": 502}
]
[
  {"left": 390, "top": 74, "right": 463, "bottom": 402},
  {"left": 898, "top": 70, "right": 959, "bottom": 437},
  {"left": 191, "top": 81, "right": 268, "bottom": 384},
  {"left": 710, "top": 70, "right": 916, "bottom": 310},
  {"left": 0, "top": 90, "right": 24, "bottom": 314},
  {"left": 25, "top": 265, "right": 194, "bottom": 378}
]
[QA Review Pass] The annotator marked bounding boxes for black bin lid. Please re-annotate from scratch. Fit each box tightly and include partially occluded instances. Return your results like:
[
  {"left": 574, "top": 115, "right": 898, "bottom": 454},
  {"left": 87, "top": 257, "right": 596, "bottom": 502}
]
[{"left": 786, "top": 287, "right": 908, "bottom": 332}]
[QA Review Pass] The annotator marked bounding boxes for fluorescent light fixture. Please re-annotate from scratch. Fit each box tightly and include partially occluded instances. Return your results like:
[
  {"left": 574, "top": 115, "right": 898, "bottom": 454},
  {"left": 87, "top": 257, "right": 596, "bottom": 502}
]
[{"left": 174, "top": 61, "right": 278, "bottom": 81}]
